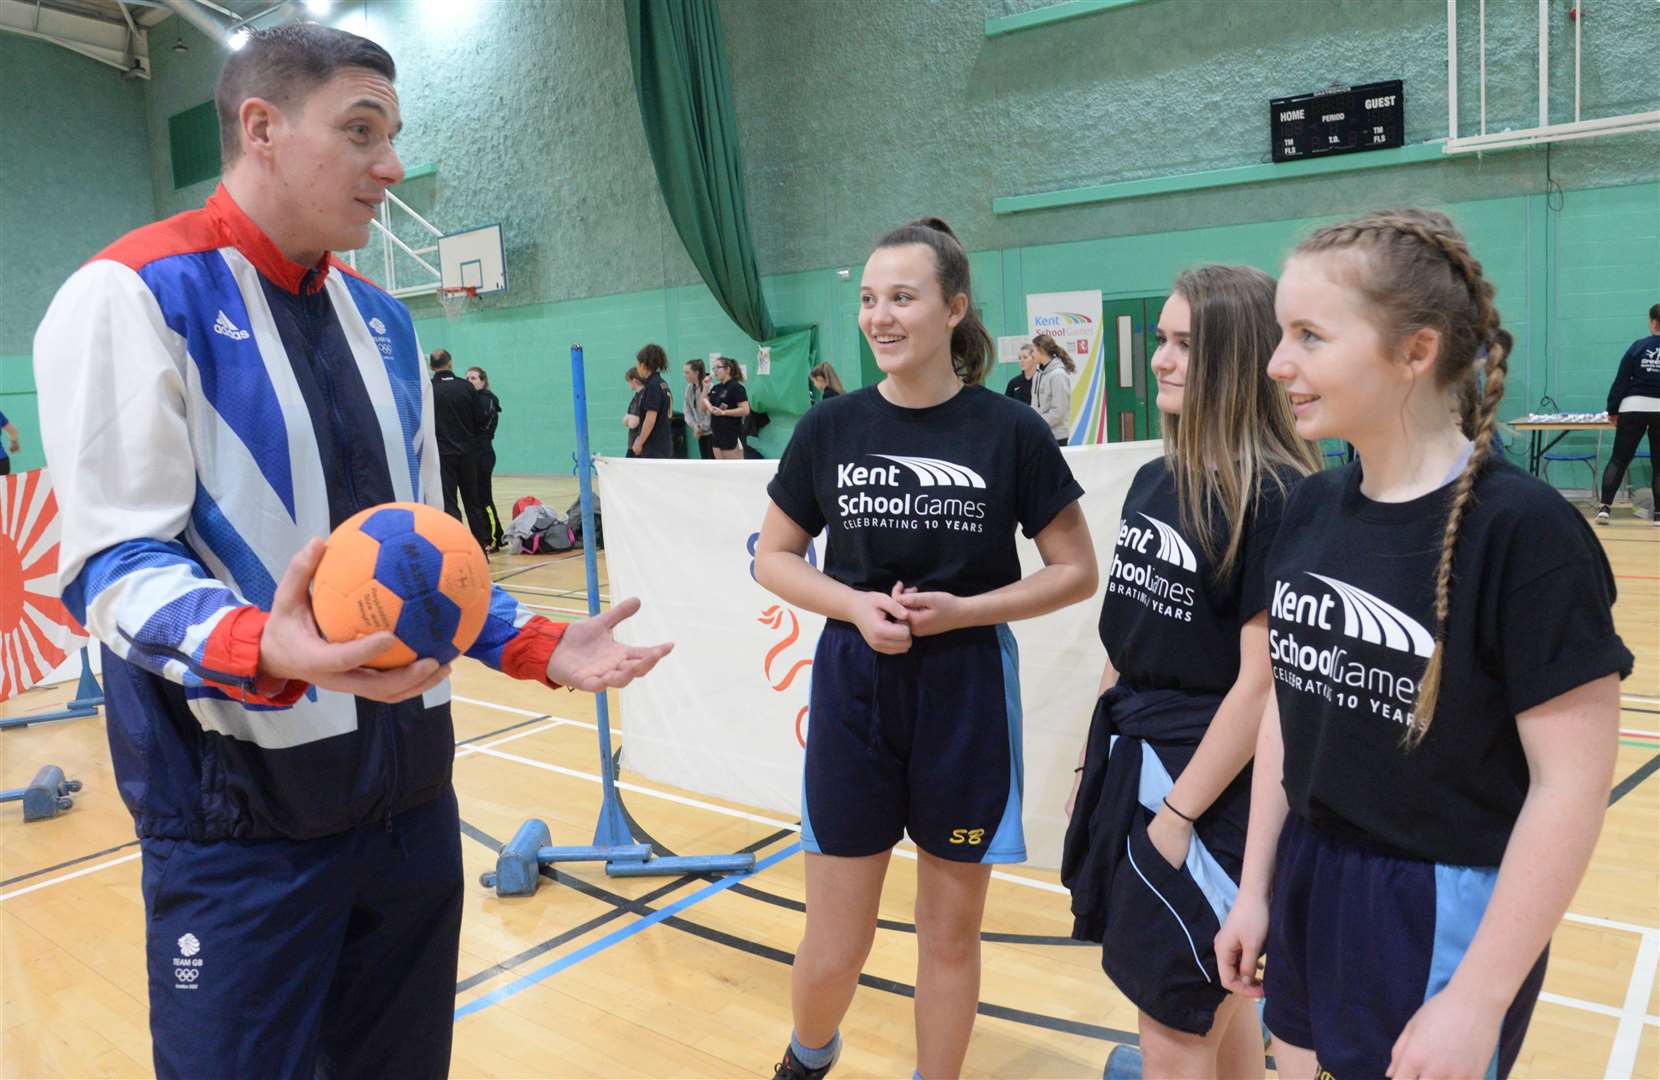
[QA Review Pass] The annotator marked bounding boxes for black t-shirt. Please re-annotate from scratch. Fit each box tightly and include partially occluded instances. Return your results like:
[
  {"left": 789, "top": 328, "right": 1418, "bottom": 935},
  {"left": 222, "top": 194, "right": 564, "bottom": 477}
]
[
  {"left": 479, "top": 389, "right": 501, "bottom": 446},
  {"left": 1005, "top": 372, "right": 1033, "bottom": 406},
  {"left": 1099, "top": 459, "right": 1297, "bottom": 695},
  {"left": 1268, "top": 457, "right": 1632, "bottom": 866},
  {"left": 708, "top": 381, "right": 748, "bottom": 442},
  {"left": 636, "top": 372, "right": 673, "bottom": 458},
  {"left": 767, "top": 385, "right": 1083, "bottom": 596}
]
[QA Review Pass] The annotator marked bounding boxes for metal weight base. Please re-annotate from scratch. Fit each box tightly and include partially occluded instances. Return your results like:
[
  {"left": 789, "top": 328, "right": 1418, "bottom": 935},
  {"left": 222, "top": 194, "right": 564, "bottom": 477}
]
[
  {"left": 480, "top": 344, "right": 757, "bottom": 899},
  {"left": 0, "top": 764, "right": 83, "bottom": 822}
]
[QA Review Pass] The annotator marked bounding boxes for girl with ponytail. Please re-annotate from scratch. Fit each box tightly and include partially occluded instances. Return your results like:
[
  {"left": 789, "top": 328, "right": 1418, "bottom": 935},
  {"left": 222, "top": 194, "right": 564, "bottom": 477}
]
[
  {"left": 754, "top": 216, "right": 1098, "bottom": 1080},
  {"left": 1030, "top": 333, "right": 1076, "bottom": 444},
  {"left": 1214, "top": 209, "right": 1631, "bottom": 1079}
]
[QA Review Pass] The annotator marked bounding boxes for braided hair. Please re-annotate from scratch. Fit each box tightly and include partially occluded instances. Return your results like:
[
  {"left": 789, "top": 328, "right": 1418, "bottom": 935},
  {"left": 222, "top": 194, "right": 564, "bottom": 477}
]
[{"left": 1294, "top": 209, "right": 1509, "bottom": 747}]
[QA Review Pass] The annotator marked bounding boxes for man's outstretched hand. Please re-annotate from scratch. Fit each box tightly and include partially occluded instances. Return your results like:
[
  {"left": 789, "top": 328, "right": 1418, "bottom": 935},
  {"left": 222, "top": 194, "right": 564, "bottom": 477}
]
[
  {"left": 547, "top": 596, "right": 673, "bottom": 691},
  {"left": 258, "top": 539, "right": 450, "bottom": 703}
]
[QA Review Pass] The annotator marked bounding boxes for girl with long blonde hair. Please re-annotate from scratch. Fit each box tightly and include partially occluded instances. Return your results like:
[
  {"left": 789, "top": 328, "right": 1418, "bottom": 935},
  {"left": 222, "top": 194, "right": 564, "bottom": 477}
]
[{"left": 1063, "top": 265, "right": 1319, "bottom": 1078}]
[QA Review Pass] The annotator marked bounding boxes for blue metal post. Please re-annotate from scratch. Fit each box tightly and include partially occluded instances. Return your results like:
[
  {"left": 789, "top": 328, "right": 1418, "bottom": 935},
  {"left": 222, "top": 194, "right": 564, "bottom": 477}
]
[
  {"left": 479, "top": 349, "right": 757, "bottom": 896},
  {"left": 571, "top": 344, "right": 635, "bottom": 849},
  {"left": 0, "top": 646, "right": 102, "bottom": 730}
]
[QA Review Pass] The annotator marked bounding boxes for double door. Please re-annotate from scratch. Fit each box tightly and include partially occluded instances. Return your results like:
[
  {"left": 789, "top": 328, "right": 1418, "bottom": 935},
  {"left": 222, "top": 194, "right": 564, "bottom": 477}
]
[{"left": 1097, "top": 295, "right": 1169, "bottom": 443}]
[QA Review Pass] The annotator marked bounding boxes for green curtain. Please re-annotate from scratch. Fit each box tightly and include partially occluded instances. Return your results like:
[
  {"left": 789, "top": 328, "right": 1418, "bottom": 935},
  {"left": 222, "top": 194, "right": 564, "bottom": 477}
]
[
  {"left": 746, "top": 324, "right": 818, "bottom": 418},
  {"left": 625, "top": 0, "right": 777, "bottom": 342}
]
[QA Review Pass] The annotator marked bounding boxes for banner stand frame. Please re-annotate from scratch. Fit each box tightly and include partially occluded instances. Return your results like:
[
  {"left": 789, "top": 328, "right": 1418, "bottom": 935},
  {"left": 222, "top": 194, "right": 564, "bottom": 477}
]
[
  {"left": 0, "top": 647, "right": 103, "bottom": 731},
  {"left": 480, "top": 345, "right": 757, "bottom": 895}
]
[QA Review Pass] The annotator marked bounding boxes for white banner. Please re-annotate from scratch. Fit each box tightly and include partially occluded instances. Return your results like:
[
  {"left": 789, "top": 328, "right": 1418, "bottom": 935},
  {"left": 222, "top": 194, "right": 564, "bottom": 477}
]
[
  {"left": 1027, "top": 290, "right": 1101, "bottom": 369},
  {"left": 1028, "top": 289, "right": 1108, "bottom": 446},
  {"left": 996, "top": 335, "right": 1030, "bottom": 366},
  {"left": 597, "top": 441, "right": 1161, "bottom": 869}
]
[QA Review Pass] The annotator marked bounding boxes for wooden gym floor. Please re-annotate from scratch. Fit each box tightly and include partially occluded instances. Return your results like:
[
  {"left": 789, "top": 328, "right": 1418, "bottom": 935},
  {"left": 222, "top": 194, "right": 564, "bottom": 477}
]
[{"left": 2, "top": 475, "right": 1657, "bottom": 1078}]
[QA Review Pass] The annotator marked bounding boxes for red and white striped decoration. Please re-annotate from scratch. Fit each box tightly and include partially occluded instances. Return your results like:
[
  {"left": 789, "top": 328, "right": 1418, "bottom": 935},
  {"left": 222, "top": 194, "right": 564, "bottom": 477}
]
[{"left": 0, "top": 469, "right": 87, "bottom": 703}]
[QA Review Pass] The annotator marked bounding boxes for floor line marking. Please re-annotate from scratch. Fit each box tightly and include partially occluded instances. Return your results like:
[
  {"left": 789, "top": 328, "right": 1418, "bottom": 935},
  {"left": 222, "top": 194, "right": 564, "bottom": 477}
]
[
  {"left": 0, "top": 853, "right": 141, "bottom": 903},
  {"left": 453, "top": 842, "right": 802, "bottom": 1020}
]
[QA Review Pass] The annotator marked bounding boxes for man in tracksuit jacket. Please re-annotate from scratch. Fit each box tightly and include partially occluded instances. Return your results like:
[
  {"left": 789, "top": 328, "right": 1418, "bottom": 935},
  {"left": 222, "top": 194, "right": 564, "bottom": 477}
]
[{"left": 32, "top": 24, "right": 670, "bottom": 1080}]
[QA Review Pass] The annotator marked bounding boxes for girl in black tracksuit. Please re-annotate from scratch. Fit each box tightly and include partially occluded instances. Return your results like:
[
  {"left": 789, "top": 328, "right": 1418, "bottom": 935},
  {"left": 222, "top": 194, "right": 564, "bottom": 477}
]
[{"left": 466, "top": 366, "right": 503, "bottom": 549}]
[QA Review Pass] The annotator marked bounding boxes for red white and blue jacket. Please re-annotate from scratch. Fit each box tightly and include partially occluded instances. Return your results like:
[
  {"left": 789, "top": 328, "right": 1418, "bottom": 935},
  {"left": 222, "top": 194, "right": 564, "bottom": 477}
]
[{"left": 34, "top": 185, "right": 564, "bottom": 841}]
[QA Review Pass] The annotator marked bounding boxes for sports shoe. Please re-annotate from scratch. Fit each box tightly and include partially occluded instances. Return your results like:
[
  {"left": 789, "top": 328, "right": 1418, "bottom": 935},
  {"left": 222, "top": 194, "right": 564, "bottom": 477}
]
[
  {"left": 1595, "top": 505, "right": 1611, "bottom": 525},
  {"left": 1104, "top": 1045, "right": 1142, "bottom": 1080},
  {"left": 773, "top": 1045, "right": 838, "bottom": 1080}
]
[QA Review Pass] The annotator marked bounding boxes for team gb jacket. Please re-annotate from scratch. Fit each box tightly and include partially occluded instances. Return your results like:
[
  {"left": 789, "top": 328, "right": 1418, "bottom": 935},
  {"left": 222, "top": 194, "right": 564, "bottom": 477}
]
[{"left": 33, "top": 185, "right": 565, "bottom": 841}]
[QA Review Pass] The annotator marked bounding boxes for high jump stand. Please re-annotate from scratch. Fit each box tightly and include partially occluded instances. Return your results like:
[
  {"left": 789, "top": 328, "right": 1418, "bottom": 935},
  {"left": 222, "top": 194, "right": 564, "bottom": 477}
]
[
  {"left": 0, "top": 646, "right": 103, "bottom": 731},
  {"left": 480, "top": 345, "right": 758, "bottom": 897}
]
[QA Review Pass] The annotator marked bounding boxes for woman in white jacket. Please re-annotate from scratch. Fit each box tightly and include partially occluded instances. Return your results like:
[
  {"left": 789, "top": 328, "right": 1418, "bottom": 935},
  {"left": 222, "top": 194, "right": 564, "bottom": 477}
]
[{"left": 1031, "top": 333, "right": 1076, "bottom": 444}]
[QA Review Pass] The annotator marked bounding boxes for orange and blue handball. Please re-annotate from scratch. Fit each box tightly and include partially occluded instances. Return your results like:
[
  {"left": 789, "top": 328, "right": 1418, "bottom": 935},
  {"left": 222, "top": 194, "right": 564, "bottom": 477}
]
[{"left": 310, "top": 502, "right": 491, "bottom": 669}]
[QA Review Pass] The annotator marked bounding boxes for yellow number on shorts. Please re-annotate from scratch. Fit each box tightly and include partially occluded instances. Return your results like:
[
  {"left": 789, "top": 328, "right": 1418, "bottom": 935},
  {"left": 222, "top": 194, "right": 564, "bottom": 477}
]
[{"left": 949, "top": 828, "right": 986, "bottom": 846}]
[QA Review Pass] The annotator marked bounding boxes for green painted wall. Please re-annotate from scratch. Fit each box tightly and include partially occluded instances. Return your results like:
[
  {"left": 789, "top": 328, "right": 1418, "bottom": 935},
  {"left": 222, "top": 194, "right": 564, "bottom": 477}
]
[
  {"left": 7, "top": 0, "right": 1655, "bottom": 482},
  {"left": 142, "top": 14, "right": 235, "bottom": 218},
  {"left": 145, "top": 1, "right": 704, "bottom": 304},
  {"left": 1, "top": 34, "right": 156, "bottom": 470},
  {"left": 722, "top": 0, "right": 1657, "bottom": 272},
  {"left": 404, "top": 181, "right": 1658, "bottom": 477},
  {"left": 135, "top": 0, "right": 1658, "bottom": 310}
]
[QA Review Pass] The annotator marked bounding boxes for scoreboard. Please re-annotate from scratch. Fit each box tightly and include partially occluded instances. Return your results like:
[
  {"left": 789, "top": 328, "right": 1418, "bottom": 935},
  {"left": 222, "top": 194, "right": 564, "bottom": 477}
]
[{"left": 1271, "top": 80, "right": 1404, "bottom": 163}]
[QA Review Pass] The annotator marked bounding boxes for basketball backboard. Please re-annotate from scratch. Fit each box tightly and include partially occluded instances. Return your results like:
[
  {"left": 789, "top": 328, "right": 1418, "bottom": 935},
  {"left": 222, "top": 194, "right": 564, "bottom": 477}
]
[{"left": 438, "top": 224, "right": 507, "bottom": 296}]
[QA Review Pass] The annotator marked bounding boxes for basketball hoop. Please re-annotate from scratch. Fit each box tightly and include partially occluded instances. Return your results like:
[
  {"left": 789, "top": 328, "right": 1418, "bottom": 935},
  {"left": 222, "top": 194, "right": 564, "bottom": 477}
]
[{"left": 437, "top": 285, "right": 478, "bottom": 322}]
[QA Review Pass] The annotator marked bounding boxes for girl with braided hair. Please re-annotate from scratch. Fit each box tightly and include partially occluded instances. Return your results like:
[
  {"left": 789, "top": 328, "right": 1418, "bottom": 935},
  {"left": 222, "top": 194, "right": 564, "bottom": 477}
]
[{"left": 1213, "top": 209, "right": 1631, "bottom": 1079}]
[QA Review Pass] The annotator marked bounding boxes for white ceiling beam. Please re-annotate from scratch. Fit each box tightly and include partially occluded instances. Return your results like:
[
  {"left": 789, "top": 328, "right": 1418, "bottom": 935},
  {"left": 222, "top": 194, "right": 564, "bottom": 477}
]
[{"left": 0, "top": 0, "right": 152, "bottom": 73}]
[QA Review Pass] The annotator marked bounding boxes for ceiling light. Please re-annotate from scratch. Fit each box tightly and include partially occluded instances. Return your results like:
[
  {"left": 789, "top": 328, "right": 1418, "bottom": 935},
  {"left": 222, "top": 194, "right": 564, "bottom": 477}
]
[
  {"left": 227, "top": 28, "right": 250, "bottom": 50},
  {"left": 305, "top": 0, "right": 332, "bottom": 14}
]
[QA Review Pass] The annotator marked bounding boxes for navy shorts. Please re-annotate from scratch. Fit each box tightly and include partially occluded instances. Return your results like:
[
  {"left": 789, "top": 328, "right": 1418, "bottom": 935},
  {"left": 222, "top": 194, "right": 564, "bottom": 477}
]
[
  {"left": 801, "top": 619, "right": 1025, "bottom": 863},
  {"left": 142, "top": 789, "right": 464, "bottom": 1080},
  {"left": 1263, "top": 813, "right": 1547, "bottom": 1078}
]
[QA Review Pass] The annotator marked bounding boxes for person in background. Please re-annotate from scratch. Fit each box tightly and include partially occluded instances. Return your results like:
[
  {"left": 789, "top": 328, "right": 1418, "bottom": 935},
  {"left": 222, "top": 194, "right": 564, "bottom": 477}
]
[
  {"left": 0, "top": 407, "right": 18, "bottom": 474},
  {"left": 1005, "top": 343, "right": 1037, "bottom": 406},
  {"left": 624, "top": 367, "right": 645, "bottom": 457},
  {"left": 465, "top": 366, "right": 504, "bottom": 550},
  {"left": 810, "top": 361, "right": 845, "bottom": 402},
  {"left": 684, "top": 358, "right": 713, "bottom": 459},
  {"left": 1595, "top": 303, "right": 1660, "bottom": 526},
  {"left": 1031, "top": 333, "right": 1076, "bottom": 445},
  {"left": 632, "top": 343, "right": 673, "bottom": 459},
  {"left": 430, "top": 348, "right": 491, "bottom": 549},
  {"left": 704, "top": 355, "right": 750, "bottom": 460}
]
